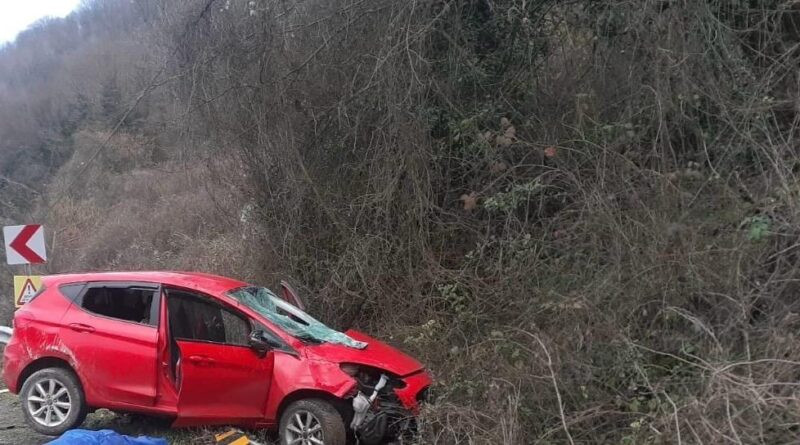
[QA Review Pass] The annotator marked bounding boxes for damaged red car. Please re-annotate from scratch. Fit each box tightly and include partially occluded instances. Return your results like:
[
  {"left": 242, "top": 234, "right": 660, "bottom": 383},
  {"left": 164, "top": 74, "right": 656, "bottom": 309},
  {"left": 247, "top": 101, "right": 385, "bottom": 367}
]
[{"left": 2, "top": 272, "right": 431, "bottom": 445}]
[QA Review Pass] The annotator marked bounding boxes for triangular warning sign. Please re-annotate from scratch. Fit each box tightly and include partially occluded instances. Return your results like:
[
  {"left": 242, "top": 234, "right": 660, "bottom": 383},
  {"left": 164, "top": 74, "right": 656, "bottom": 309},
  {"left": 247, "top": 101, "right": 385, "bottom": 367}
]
[{"left": 17, "top": 278, "right": 37, "bottom": 306}]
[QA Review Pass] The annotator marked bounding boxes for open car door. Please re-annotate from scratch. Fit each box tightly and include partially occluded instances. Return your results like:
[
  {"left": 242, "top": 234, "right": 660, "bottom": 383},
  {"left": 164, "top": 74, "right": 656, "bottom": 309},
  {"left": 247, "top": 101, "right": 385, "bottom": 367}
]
[
  {"left": 279, "top": 280, "right": 305, "bottom": 310},
  {"left": 166, "top": 288, "right": 273, "bottom": 426}
]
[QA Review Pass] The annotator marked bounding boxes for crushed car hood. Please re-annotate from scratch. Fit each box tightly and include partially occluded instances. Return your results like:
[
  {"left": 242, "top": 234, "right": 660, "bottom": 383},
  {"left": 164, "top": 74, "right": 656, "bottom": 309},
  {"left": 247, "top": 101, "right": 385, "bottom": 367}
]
[{"left": 304, "top": 330, "right": 424, "bottom": 377}]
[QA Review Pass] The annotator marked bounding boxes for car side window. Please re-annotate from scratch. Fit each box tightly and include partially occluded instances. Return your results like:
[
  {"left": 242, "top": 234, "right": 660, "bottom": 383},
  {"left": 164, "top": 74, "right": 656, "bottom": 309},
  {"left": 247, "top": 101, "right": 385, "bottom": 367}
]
[
  {"left": 166, "top": 289, "right": 250, "bottom": 346},
  {"left": 80, "top": 285, "right": 158, "bottom": 326}
]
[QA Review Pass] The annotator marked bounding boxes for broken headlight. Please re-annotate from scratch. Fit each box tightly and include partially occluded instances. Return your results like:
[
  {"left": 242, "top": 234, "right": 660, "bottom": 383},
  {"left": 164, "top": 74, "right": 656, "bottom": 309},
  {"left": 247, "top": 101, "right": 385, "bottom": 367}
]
[
  {"left": 340, "top": 363, "right": 361, "bottom": 377},
  {"left": 339, "top": 363, "right": 406, "bottom": 392}
]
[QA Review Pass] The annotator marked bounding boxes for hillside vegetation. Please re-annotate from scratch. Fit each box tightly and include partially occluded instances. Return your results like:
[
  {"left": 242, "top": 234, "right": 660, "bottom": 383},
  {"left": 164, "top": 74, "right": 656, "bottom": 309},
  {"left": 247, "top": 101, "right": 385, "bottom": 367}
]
[{"left": 3, "top": 0, "right": 800, "bottom": 443}]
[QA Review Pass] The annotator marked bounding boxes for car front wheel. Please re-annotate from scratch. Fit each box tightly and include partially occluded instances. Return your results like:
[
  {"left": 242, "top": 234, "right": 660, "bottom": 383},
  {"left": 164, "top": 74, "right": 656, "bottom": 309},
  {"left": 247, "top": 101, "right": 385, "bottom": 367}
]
[
  {"left": 20, "top": 367, "right": 88, "bottom": 436},
  {"left": 279, "top": 399, "right": 346, "bottom": 445}
]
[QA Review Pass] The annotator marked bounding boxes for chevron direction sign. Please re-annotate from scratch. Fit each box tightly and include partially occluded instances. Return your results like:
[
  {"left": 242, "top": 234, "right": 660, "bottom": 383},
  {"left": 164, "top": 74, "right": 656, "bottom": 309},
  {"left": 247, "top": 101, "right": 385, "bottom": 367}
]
[{"left": 3, "top": 224, "right": 47, "bottom": 265}]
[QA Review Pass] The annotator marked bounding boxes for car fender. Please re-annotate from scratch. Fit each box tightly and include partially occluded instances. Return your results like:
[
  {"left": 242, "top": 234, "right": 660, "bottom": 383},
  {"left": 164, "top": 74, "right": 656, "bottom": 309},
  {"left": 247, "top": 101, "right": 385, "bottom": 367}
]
[
  {"left": 264, "top": 352, "right": 356, "bottom": 422},
  {"left": 8, "top": 322, "right": 82, "bottom": 394}
]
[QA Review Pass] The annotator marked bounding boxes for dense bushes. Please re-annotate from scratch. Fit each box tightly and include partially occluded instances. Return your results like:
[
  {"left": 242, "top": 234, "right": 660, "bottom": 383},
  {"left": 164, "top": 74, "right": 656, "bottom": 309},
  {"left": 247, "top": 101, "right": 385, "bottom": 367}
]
[{"left": 3, "top": 0, "right": 800, "bottom": 443}]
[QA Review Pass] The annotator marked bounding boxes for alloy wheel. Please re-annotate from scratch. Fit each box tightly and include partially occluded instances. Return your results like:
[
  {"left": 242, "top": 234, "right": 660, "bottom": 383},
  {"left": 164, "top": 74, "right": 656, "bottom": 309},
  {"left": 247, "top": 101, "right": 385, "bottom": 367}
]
[
  {"left": 26, "top": 378, "right": 72, "bottom": 427},
  {"left": 285, "top": 409, "right": 325, "bottom": 445}
]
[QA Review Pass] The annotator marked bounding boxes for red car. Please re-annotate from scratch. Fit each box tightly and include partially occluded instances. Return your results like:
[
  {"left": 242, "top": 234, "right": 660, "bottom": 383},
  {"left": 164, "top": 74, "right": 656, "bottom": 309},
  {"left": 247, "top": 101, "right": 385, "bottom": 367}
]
[{"left": 2, "top": 272, "right": 431, "bottom": 445}]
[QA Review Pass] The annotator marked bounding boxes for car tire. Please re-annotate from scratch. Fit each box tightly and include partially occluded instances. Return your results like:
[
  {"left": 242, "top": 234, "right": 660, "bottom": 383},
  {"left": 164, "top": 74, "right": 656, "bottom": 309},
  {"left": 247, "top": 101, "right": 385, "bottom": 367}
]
[
  {"left": 279, "top": 399, "right": 347, "bottom": 445},
  {"left": 20, "top": 367, "right": 88, "bottom": 436}
]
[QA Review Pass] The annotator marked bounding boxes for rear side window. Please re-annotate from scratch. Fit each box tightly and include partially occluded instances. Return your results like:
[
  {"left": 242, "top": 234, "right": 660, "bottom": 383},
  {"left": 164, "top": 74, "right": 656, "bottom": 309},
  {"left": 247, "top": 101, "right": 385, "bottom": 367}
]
[
  {"left": 80, "top": 286, "right": 158, "bottom": 326},
  {"left": 167, "top": 289, "right": 250, "bottom": 346},
  {"left": 59, "top": 283, "right": 85, "bottom": 302}
]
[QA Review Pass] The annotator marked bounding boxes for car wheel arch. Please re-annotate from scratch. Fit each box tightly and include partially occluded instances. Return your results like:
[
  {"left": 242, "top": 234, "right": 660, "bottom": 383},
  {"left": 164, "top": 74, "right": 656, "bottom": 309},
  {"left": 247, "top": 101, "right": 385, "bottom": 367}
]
[
  {"left": 17, "top": 357, "right": 82, "bottom": 394},
  {"left": 276, "top": 389, "right": 353, "bottom": 427}
]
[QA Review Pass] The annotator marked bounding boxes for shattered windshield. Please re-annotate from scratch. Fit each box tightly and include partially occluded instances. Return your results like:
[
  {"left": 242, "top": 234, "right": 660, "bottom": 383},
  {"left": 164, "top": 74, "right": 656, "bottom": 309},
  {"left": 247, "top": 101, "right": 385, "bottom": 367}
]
[{"left": 228, "top": 286, "right": 367, "bottom": 349}]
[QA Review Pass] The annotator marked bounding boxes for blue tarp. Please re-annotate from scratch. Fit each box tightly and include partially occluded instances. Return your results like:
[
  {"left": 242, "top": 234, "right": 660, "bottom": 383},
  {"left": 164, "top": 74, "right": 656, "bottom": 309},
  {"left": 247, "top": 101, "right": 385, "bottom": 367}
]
[{"left": 47, "top": 429, "right": 167, "bottom": 445}]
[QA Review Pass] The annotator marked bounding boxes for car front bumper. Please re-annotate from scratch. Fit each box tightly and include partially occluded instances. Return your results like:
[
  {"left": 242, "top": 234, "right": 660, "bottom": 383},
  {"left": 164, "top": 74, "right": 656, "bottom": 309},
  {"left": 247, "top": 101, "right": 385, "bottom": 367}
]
[{"left": 395, "top": 370, "right": 432, "bottom": 412}]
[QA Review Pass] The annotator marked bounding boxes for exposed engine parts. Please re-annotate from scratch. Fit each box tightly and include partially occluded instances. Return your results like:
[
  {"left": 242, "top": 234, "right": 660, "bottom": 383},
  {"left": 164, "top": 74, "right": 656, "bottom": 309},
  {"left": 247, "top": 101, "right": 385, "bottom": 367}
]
[
  {"left": 348, "top": 371, "right": 419, "bottom": 445},
  {"left": 351, "top": 374, "right": 388, "bottom": 430}
]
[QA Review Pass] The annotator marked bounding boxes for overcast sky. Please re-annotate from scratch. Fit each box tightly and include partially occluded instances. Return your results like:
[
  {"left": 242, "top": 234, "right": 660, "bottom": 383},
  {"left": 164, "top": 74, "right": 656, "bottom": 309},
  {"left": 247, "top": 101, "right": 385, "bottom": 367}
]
[{"left": 0, "top": 0, "right": 82, "bottom": 44}]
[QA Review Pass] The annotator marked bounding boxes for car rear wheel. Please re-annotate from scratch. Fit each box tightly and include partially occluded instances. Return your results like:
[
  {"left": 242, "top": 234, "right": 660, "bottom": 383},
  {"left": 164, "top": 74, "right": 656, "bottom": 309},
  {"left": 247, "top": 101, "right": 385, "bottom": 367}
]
[
  {"left": 20, "top": 367, "right": 88, "bottom": 436},
  {"left": 279, "top": 399, "right": 346, "bottom": 445}
]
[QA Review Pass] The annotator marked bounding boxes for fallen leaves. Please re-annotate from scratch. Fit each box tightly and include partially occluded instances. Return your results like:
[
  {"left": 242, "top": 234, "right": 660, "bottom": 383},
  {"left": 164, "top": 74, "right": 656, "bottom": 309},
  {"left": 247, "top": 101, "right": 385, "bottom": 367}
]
[
  {"left": 504, "top": 125, "right": 516, "bottom": 139},
  {"left": 459, "top": 192, "right": 478, "bottom": 210},
  {"left": 495, "top": 117, "right": 517, "bottom": 146},
  {"left": 495, "top": 135, "right": 513, "bottom": 146}
]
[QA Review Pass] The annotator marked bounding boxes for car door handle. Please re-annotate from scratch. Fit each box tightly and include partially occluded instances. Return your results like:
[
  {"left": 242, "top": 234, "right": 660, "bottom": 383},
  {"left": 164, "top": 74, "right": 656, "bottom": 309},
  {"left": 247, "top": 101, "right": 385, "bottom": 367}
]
[
  {"left": 68, "top": 323, "right": 96, "bottom": 333},
  {"left": 187, "top": 355, "right": 216, "bottom": 366}
]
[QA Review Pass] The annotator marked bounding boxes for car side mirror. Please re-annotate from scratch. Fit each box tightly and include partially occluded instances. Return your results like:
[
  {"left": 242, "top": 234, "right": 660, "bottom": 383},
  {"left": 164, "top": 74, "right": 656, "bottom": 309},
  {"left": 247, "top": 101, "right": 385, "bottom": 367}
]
[
  {"left": 249, "top": 329, "right": 289, "bottom": 356},
  {"left": 248, "top": 330, "right": 273, "bottom": 357},
  {"left": 249, "top": 328, "right": 299, "bottom": 358}
]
